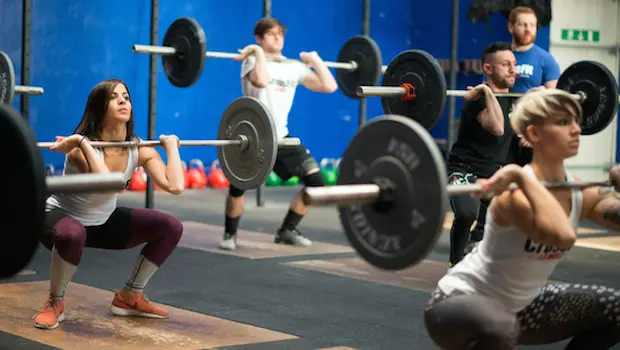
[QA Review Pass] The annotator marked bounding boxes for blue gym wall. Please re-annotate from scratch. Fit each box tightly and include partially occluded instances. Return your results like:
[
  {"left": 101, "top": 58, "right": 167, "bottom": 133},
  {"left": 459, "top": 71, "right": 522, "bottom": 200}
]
[{"left": 0, "top": 0, "right": 553, "bottom": 171}]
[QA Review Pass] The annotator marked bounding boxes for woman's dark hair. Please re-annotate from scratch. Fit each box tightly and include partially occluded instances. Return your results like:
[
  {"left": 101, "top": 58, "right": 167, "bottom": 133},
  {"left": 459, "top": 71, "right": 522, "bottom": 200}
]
[{"left": 73, "top": 79, "right": 135, "bottom": 141}]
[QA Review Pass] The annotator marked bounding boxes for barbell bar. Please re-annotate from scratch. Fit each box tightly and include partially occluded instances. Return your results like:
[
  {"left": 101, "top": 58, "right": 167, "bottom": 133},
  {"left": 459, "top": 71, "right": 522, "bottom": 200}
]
[
  {"left": 358, "top": 49, "right": 620, "bottom": 134},
  {"left": 133, "top": 44, "right": 363, "bottom": 71},
  {"left": 37, "top": 137, "right": 301, "bottom": 149},
  {"left": 357, "top": 85, "right": 589, "bottom": 101},
  {"left": 303, "top": 180, "right": 612, "bottom": 206},
  {"left": 0, "top": 51, "right": 45, "bottom": 105},
  {"left": 1, "top": 103, "right": 132, "bottom": 279},
  {"left": 296, "top": 114, "right": 616, "bottom": 271},
  {"left": 46, "top": 173, "right": 130, "bottom": 193},
  {"left": 130, "top": 17, "right": 384, "bottom": 99}
]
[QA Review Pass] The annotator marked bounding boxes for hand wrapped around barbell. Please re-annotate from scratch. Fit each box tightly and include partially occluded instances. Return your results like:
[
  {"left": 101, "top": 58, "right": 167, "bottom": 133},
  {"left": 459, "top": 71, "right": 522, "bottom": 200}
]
[{"left": 356, "top": 49, "right": 619, "bottom": 134}]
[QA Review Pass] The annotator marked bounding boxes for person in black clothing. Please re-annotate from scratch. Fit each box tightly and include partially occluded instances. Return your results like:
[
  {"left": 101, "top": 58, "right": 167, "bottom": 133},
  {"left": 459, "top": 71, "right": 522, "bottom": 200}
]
[
  {"left": 446, "top": 42, "right": 518, "bottom": 267},
  {"left": 508, "top": 131, "right": 534, "bottom": 166}
]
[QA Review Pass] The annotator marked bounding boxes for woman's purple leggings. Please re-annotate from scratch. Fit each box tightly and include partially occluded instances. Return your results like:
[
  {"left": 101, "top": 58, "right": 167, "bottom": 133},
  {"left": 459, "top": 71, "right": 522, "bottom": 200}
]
[{"left": 42, "top": 207, "right": 184, "bottom": 267}]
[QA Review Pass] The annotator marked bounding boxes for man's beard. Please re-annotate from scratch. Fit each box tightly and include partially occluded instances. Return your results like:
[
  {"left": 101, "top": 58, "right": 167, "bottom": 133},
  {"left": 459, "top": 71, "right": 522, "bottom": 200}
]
[
  {"left": 513, "top": 32, "right": 536, "bottom": 46},
  {"left": 492, "top": 76, "right": 514, "bottom": 89}
]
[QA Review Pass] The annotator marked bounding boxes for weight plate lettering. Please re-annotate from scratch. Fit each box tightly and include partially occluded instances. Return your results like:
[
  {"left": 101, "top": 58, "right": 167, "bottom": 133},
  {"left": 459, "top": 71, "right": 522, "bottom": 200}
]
[
  {"left": 0, "top": 52, "right": 16, "bottom": 105},
  {"left": 337, "top": 115, "right": 447, "bottom": 270},
  {"left": 217, "top": 97, "right": 277, "bottom": 191},
  {"left": 557, "top": 61, "right": 619, "bottom": 135},
  {"left": 162, "top": 17, "right": 207, "bottom": 88},
  {"left": 0, "top": 104, "right": 45, "bottom": 278},
  {"left": 336, "top": 35, "right": 383, "bottom": 99},
  {"left": 381, "top": 50, "right": 446, "bottom": 130}
]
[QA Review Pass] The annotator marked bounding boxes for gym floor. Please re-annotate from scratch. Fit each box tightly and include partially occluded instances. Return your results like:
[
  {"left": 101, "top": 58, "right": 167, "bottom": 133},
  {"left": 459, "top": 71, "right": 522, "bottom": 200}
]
[{"left": 2, "top": 187, "right": 620, "bottom": 350}]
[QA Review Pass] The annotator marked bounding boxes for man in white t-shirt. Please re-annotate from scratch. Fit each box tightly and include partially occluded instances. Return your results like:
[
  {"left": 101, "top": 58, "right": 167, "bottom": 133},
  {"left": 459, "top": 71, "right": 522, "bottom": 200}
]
[{"left": 219, "top": 17, "right": 338, "bottom": 250}]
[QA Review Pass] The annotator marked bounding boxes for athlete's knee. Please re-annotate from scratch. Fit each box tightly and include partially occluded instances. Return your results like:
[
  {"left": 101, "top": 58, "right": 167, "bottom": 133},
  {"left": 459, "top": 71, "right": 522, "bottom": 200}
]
[
  {"left": 302, "top": 170, "right": 325, "bottom": 187},
  {"left": 154, "top": 212, "right": 184, "bottom": 245},
  {"left": 228, "top": 185, "right": 246, "bottom": 197},
  {"left": 53, "top": 217, "right": 87, "bottom": 265}
]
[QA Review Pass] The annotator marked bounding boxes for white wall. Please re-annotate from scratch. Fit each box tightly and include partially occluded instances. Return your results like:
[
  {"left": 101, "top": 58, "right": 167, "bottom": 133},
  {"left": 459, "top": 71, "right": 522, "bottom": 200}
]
[{"left": 549, "top": 0, "right": 620, "bottom": 180}]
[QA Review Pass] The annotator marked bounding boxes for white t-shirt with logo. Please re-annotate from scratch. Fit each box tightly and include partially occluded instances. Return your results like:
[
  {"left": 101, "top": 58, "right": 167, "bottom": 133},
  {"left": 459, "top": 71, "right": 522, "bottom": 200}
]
[
  {"left": 437, "top": 165, "right": 583, "bottom": 312},
  {"left": 241, "top": 55, "right": 311, "bottom": 140}
]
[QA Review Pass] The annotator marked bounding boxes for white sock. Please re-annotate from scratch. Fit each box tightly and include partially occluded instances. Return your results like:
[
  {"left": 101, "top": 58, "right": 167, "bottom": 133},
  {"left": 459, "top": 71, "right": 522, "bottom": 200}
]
[
  {"left": 49, "top": 246, "right": 78, "bottom": 300},
  {"left": 125, "top": 255, "right": 159, "bottom": 293}
]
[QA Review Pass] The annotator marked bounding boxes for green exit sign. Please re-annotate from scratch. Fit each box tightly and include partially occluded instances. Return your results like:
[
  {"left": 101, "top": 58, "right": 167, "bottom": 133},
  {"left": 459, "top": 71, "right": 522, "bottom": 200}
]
[{"left": 561, "top": 29, "right": 600, "bottom": 42}]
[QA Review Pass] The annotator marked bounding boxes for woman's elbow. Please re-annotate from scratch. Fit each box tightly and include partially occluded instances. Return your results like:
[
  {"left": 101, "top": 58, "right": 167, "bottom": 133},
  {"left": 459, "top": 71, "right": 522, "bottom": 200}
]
[
  {"left": 165, "top": 182, "right": 185, "bottom": 195},
  {"left": 167, "top": 187, "right": 184, "bottom": 195},
  {"left": 536, "top": 224, "right": 576, "bottom": 249}
]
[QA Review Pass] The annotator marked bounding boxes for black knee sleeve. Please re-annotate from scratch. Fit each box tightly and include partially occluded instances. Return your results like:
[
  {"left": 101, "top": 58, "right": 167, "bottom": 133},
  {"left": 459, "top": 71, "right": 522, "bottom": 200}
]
[
  {"left": 302, "top": 171, "right": 325, "bottom": 187},
  {"left": 228, "top": 185, "right": 245, "bottom": 197}
]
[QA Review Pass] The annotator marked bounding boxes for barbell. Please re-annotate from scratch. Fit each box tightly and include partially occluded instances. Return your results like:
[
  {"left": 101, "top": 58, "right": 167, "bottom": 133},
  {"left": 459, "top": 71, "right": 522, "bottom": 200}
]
[
  {"left": 299, "top": 114, "right": 615, "bottom": 271},
  {"left": 38, "top": 96, "right": 299, "bottom": 191},
  {"left": 0, "top": 51, "right": 45, "bottom": 105},
  {"left": 131, "top": 17, "right": 386, "bottom": 99},
  {"left": 1, "top": 103, "right": 132, "bottom": 279},
  {"left": 357, "top": 49, "right": 620, "bottom": 134}
]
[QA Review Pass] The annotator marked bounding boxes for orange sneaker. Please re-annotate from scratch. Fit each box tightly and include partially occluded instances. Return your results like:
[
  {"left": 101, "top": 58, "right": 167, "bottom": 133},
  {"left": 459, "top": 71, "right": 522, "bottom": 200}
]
[
  {"left": 33, "top": 297, "right": 65, "bottom": 329},
  {"left": 109, "top": 291, "right": 169, "bottom": 319}
]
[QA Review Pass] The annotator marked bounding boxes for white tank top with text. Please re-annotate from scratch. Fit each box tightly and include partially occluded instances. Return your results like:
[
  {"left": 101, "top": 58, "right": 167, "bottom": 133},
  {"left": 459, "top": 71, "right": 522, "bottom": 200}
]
[{"left": 437, "top": 165, "right": 583, "bottom": 312}]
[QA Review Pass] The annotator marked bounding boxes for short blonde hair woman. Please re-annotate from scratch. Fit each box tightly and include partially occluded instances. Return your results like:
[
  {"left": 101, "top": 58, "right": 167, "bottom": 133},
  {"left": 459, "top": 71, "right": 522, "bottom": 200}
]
[{"left": 424, "top": 88, "right": 620, "bottom": 349}]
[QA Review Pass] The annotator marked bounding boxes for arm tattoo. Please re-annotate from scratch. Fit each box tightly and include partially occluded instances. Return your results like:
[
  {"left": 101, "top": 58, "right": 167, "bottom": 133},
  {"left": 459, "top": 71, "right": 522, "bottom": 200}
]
[
  {"left": 603, "top": 203, "right": 620, "bottom": 226},
  {"left": 593, "top": 186, "right": 620, "bottom": 228},
  {"left": 598, "top": 186, "right": 620, "bottom": 199}
]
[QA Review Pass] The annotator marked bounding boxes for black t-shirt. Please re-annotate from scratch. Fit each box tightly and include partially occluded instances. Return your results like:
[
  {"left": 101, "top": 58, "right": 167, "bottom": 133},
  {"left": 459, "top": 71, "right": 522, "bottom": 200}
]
[
  {"left": 447, "top": 96, "right": 516, "bottom": 178},
  {"left": 507, "top": 133, "right": 533, "bottom": 166}
]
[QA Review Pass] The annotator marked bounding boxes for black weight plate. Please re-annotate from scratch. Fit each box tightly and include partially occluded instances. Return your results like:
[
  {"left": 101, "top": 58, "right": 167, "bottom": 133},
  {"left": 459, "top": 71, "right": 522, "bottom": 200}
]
[
  {"left": 162, "top": 17, "right": 207, "bottom": 88},
  {"left": 0, "top": 51, "right": 16, "bottom": 104},
  {"left": 0, "top": 104, "right": 45, "bottom": 278},
  {"left": 336, "top": 35, "right": 382, "bottom": 99},
  {"left": 337, "top": 115, "right": 447, "bottom": 270},
  {"left": 217, "top": 97, "right": 277, "bottom": 191},
  {"left": 557, "top": 61, "right": 619, "bottom": 135},
  {"left": 381, "top": 50, "right": 446, "bottom": 130}
]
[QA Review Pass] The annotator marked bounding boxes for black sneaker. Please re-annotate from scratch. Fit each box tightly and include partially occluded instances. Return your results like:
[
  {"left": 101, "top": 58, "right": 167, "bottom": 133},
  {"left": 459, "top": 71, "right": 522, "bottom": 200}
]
[
  {"left": 275, "top": 228, "right": 312, "bottom": 247},
  {"left": 219, "top": 232, "right": 237, "bottom": 250}
]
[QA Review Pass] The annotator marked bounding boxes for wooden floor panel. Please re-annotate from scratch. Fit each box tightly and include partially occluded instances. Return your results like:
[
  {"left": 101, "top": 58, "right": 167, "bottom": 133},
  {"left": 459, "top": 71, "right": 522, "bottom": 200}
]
[
  {"left": 179, "top": 221, "right": 353, "bottom": 259},
  {"left": 0, "top": 281, "right": 297, "bottom": 350}
]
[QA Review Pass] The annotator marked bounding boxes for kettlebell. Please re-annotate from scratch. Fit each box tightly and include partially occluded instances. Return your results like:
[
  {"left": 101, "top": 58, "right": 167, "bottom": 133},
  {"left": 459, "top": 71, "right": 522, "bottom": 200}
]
[
  {"left": 128, "top": 167, "right": 147, "bottom": 191},
  {"left": 282, "top": 176, "right": 299, "bottom": 186},
  {"left": 265, "top": 171, "right": 281, "bottom": 187},
  {"left": 320, "top": 158, "right": 338, "bottom": 186},
  {"left": 208, "top": 160, "right": 229, "bottom": 189},
  {"left": 188, "top": 159, "right": 208, "bottom": 189}
]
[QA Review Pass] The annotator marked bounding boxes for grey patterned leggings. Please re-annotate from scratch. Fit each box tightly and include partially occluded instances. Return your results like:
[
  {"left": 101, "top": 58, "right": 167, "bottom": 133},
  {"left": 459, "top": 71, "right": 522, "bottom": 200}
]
[{"left": 424, "top": 283, "right": 620, "bottom": 349}]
